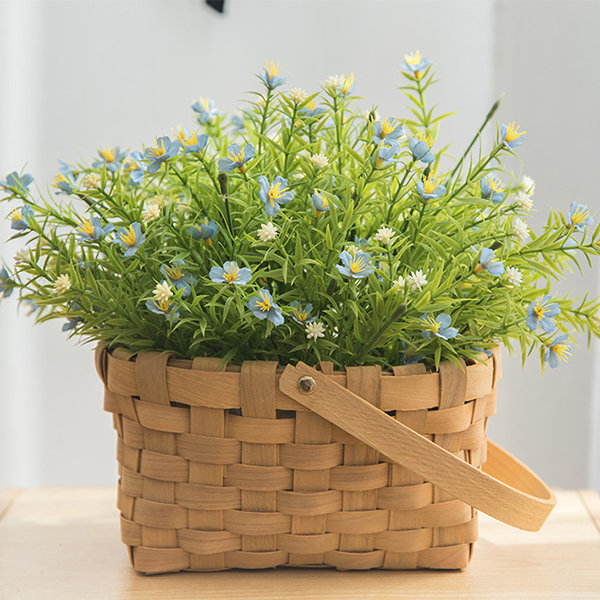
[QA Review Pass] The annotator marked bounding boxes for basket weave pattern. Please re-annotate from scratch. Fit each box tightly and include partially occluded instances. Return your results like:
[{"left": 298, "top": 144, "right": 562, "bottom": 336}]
[{"left": 96, "top": 346, "right": 500, "bottom": 573}]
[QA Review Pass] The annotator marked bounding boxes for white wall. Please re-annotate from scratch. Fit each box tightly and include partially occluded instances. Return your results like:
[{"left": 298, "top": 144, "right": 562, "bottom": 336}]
[{"left": 1, "top": 0, "right": 597, "bottom": 490}]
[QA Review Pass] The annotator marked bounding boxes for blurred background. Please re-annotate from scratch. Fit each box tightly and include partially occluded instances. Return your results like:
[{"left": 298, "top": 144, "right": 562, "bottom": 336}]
[{"left": 0, "top": 0, "right": 598, "bottom": 492}]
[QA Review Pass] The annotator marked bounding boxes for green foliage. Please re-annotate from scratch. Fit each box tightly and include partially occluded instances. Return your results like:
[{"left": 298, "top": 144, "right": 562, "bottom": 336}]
[{"left": 1, "top": 60, "right": 599, "bottom": 370}]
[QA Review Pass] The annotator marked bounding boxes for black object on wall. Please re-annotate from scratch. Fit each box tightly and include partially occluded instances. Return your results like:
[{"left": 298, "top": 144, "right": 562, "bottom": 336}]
[{"left": 206, "top": 0, "right": 225, "bottom": 13}]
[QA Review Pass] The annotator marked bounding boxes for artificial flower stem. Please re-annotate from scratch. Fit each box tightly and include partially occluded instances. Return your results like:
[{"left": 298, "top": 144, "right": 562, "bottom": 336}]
[
  {"left": 218, "top": 173, "right": 234, "bottom": 239},
  {"left": 356, "top": 303, "right": 407, "bottom": 364},
  {"left": 449, "top": 95, "right": 502, "bottom": 181},
  {"left": 257, "top": 88, "right": 273, "bottom": 155}
]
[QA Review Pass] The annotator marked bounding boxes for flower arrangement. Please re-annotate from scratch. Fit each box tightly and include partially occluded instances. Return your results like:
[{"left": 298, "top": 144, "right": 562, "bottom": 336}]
[{"left": 1, "top": 53, "right": 599, "bottom": 370}]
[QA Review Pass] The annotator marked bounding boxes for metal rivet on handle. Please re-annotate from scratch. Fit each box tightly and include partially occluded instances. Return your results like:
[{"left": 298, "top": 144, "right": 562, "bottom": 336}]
[{"left": 298, "top": 375, "right": 316, "bottom": 394}]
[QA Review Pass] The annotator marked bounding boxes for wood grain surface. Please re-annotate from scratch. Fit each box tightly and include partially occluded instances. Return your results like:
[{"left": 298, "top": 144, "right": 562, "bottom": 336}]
[{"left": 0, "top": 487, "right": 598, "bottom": 599}]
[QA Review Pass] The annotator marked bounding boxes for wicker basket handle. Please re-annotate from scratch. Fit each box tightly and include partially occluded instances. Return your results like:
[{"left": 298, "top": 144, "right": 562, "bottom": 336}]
[{"left": 280, "top": 361, "right": 556, "bottom": 532}]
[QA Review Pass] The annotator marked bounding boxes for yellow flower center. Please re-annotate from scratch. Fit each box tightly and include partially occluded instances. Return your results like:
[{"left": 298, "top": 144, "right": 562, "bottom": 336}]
[
  {"left": 293, "top": 308, "right": 309, "bottom": 322},
  {"left": 341, "top": 73, "right": 354, "bottom": 95},
  {"left": 153, "top": 298, "right": 171, "bottom": 314},
  {"left": 223, "top": 263, "right": 240, "bottom": 283},
  {"left": 488, "top": 177, "right": 504, "bottom": 193},
  {"left": 98, "top": 147, "right": 116, "bottom": 162},
  {"left": 197, "top": 97, "right": 210, "bottom": 111},
  {"left": 307, "top": 100, "right": 316, "bottom": 112},
  {"left": 423, "top": 175, "right": 441, "bottom": 194},
  {"left": 147, "top": 139, "right": 167, "bottom": 158},
  {"left": 423, "top": 315, "right": 440, "bottom": 333},
  {"left": 120, "top": 225, "right": 137, "bottom": 247},
  {"left": 228, "top": 148, "right": 245, "bottom": 163},
  {"left": 571, "top": 207, "right": 590, "bottom": 225},
  {"left": 404, "top": 51, "right": 423, "bottom": 66},
  {"left": 77, "top": 219, "right": 95, "bottom": 237},
  {"left": 417, "top": 131, "right": 434, "bottom": 148},
  {"left": 268, "top": 182, "right": 289, "bottom": 206},
  {"left": 550, "top": 342, "right": 571, "bottom": 362},
  {"left": 349, "top": 255, "right": 367, "bottom": 274},
  {"left": 380, "top": 117, "right": 399, "bottom": 137},
  {"left": 504, "top": 121, "right": 526, "bottom": 143},
  {"left": 51, "top": 173, "right": 69, "bottom": 188},
  {"left": 265, "top": 61, "right": 280, "bottom": 78},
  {"left": 163, "top": 265, "right": 183, "bottom": 280},
  {"left": 534, "top": 301, "right": 549, "bottom": 320},
  {"left": 256, "top": 290, "right": 272, "bottom": 312}
]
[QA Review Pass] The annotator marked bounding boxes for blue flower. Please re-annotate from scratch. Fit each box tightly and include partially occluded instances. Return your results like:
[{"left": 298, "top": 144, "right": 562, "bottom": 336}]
[
  {"left": 290, "top": 301, "right": 316, "bottom": 324},
  {"left": 299, "top": 100, "right": 326, "bottom": 118},
  {"left": 401, "top": 341, "right": 424, "bottom": 365},
  {"left": 123, "top": 152, "right": 146, "bottom": 186},
  {"left": 471, "top": 346, "right": 493, "bottom": 358},
  {"left": 259, "top": 175, "right": 294, "bottom": 216},
  {"left": 218, "top": 143, "right": 254, "bottom": 173},
  {"left": 375, "top": 141, "right": 400, "bottom": 168},
  {"left": 146, "top": 298, "right": 180, "bottom": 321},
  {"left": 0, "top": 171, "right": 34, "bottom": 194},
  {"left": 209, "top": 261, "right": 252, "bottom": 285},
  {"left": 188, "top": 217, "right": 218, "bottom": 246},
  {"left": 191, "top": 97, "right": 222, "bottom": 124},
  {"left": 258, "top": 61, "right": 286, "bottom": 89},
  {"left": 160, "top": 260, "right": 196, "bottom": 296},
  {"left": 568, "top": 202, "right": 594, "bottom": 232},
  {"left": 480, "top": 175, "right": 505, "bottom": 204},
  {"left": 231, "top": 114, "right": 246, "bottom": 132},
  {"left": 0, "top": 266, "right": 13, "bottom": 298},
  {"left": 52, "top": 162, "right": 77, "bottom": 194},
  {"left": 417, "top": 175, "right": 446, "bottom": 200},
  {"left": 354, "top": 235, "right": 369, "bottom": 248},
  {"left": 403, "top": 51, "right": 431, "bottom": 79},
  {"left": 247, "top": 288, "right": 284, "bottom": 325},
  {"left": 10, "top": 205, "right": 34, "bottom": 230},
  {"left": 421, "top": 313, "right": 458, "bottom": 340},
  {"left": 500, "top": 122, "right": 526, "bottom": 150},
  {"left": 175, "top": 126, "right": 209, "bottom": 154},
  {"left": 526, "top": 295, "right": 561, "bottom": 333},
  {"left": 62, "top": 304, "right": 82, "bottom": 332},
  {"left": 409, "top": 133, "right": 435, "bottom": 164},
  {"left": 544, "top": 334, "right": 572, "bottom": 368},
  {"left": 372, "top": 117, "right": 403, "bottom": 145},
  {"left": 143, "top": 137, "right": 180, "bottom": 174},
  {"left": 336, "top": 250, "right": 374, "bottom": 279},
  {"left": 476, "top": 247, "right": 505, "bottom": 276},
  {"left": 92, "top": 146, "right": 127, "bottom": 172},
  {"left": 113, "top": 222, "right": 145, "bottom": 257},
  {"left": 75, "top": 217, "right": 114, "bottom": 242},
  {"left": 312, "top": 190, "right": 336, "bottom": 217}
]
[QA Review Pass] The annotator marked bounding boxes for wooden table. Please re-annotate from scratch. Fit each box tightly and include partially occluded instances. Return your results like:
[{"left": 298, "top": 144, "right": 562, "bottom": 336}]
[{"left": 0, "top": 488, "right": 598, "bottom": 599}]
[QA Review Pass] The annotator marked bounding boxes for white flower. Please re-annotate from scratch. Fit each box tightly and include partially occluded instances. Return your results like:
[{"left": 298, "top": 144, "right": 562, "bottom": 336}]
[
  {"left": 175, "top": 199, "right": 192, "bottom": 214},
  {"left": 505, "top": 267, "right": 523, "bottom": 286},
  {"left": 592, "top": 313, "right": 600, "bottom": 329},
  {"left": 513, "top": 217, "right": 531, "bottom": 243},
  {"left": 306, "top": 321, "right": 326, "bottom": 341},
  {"left": 324, "top": 74, "right": 344, "bottom": 91},
  {"left": 515, "top": 191, "right": 533, "bottom": 211},
  {"left": 81, "top": 173, "right": 101, "bottom": 190},
  {"left": 14, "top": 248, "right": 29, "bottom": 265},
  {"left": 406, "top": 269, "right": 428, "bottom": 291},
  {"left": 291, "top": 172, "right": 304, "bottom": 181},
  {"left": 520, "top": 175, "right": 535, "bottom": 195},
  {"left": 53, "top": 274, "right": 71, "bottom": 295},
  {"left": 257, "top": 222, "right": 278, "bottom": 242},
  {"left": 309, "top": 153, "right": 329, "bottom": 169},
  {"left": 153, "top": 281, "right": 173, "bottom": 305},
  {"left": 374, "top": 226, "right": 395, "bottom": 245},
  {"left": 392, "top": 276, "right": 405, "bottom": 291},
  {"left": 149, "top": 194, "right": 168, "bottom": 209},
  {"left": 143, "top": 202, "right": 161, "bottom": 224},
  {"left": 289, "top": 88, "right": 308, "bottom": 103}
]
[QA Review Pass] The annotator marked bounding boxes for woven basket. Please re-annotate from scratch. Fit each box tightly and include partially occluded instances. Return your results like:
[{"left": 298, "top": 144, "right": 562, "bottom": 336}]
[{"left": 95, "top": 346, "right": 555, "bottom": 574}]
